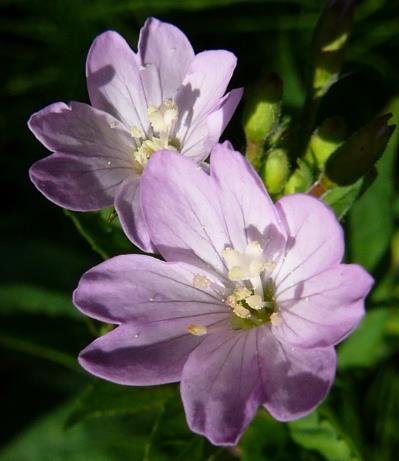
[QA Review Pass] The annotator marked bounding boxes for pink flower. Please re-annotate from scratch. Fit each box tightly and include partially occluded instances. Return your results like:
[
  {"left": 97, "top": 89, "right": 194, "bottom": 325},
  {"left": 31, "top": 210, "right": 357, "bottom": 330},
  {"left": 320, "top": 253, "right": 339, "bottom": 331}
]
[
  {"left": 28, "top": 18, "right": 242, "bottom": 251},
  {"left": 73, "top": 143, "right": 373, "bottom": 446}
]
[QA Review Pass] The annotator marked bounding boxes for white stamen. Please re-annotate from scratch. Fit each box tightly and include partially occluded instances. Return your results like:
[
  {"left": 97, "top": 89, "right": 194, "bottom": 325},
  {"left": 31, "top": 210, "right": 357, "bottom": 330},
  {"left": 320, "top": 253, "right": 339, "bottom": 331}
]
[
  {"left": 132, "top": 99, "right": 180, "bottom": 174},
  {"left": 245, "top": 294, "right": 264, "bottom": 310},
  {"left": 270, "top": 312, "right": 282, "bottom": 326},
  {"left": 188, "top": 324, "right": 208, "bottom": 336},
  {"left": 130, "top": 126, "right": 143, "bottom": 138}
]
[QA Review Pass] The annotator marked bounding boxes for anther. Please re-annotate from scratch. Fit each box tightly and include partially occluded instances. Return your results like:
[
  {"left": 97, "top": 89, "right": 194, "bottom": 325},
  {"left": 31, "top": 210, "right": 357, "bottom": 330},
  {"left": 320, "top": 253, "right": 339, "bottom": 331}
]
[{"left": 187, "top": 324, "right": 208, "bottom": 336}]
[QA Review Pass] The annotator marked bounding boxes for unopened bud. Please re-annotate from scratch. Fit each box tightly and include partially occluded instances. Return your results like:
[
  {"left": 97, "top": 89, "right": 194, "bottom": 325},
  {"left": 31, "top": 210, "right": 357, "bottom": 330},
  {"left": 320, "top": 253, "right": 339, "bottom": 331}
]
[
  {"left": 243, "top": 73, "right": 283, "bottom": 165},
  {"left": 325, "top": 113, "right": 395, "bottom": 185},
  {"left": 284, "top": 159, "right": 313, "bottom": 195},
  {"left": 263, "top": 148, "right": 290, "bottom": 194},
  {"left": 310, "top": 0, "right": 354, "bottom": 97},
  {"left": 306, "top": 116, "right": 346, "bottom": 169}
]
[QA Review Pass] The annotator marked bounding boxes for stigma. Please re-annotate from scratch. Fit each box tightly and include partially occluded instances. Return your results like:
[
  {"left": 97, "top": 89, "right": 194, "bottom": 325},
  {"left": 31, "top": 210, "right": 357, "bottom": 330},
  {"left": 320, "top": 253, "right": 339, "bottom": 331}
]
[
  {"left": 222, "top": 241, "right": 276, "bottom": 281},
  {"left": 131, "top": 99, "right": 180, "bottom": 174},
  {"left": 222, "top": 240, "right": 279, "bottom": 327}
]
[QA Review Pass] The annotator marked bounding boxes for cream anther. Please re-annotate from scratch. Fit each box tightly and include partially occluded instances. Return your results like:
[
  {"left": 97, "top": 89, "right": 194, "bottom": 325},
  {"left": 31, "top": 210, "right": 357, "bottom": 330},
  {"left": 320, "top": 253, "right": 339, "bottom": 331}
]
[
  {"left": 188, "top": 324, "right": 208, "bottom": 336},
  {"left": 270, "top": 312, "right": 282, "bottom": 326},
  {"left": 193, "top": 274, "right": 211, "bottom": 289},
  {"left": 226, "top": 285, "right": 257, "bottom": 319}
]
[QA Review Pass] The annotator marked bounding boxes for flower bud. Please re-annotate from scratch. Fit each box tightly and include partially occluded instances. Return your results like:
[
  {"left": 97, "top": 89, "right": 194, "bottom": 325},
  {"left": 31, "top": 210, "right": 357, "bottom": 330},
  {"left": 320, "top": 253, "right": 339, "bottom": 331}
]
[
  {"left": 325, "top": 113, "right": 395, "bottom": 186},
  {"left": 263, "top": 148, "right": 290, "bottom": 194},
  {"left": 310, "top": 0, "right": 354, "bottom": 97},
  {"left": 284, "top": 159, "right": 313, "bottom": 195},
  {"left": 243, "top": 73, "right": 283, "bottom": 165},
  {"left": 305, "top": 116, "right": 346, "bottom": 169}
]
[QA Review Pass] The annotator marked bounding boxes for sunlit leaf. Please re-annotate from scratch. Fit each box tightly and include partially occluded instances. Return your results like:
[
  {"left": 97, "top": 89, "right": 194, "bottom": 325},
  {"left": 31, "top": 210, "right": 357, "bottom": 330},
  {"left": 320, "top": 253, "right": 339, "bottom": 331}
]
[
  {"left": 67, "top": 380, "right": 175, "bottom": 428},
  {"left": 321, "top": 172, "right": 375, "bottom": 220},
  {"left": 349, "top": 98, "right": 399, "bottom": 271},
  {"left": 0, "top": 402, "right": 164, "bottom": 461},
  {"left": 338, "top": 308, "right": 391, "bottom": 369},
  {"left": 289, "top": 409, "right": 362, "bottom": 461},
  {"left": 240, "top": 411, "right": 298, "bottom": 461}
]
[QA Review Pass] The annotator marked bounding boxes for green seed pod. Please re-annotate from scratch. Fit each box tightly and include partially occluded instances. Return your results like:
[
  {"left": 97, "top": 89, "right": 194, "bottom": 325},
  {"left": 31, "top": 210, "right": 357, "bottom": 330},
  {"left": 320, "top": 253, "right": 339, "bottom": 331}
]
[
  {"left": 325, "top": 113, "right": 395, "bottom": 186},
  {"left": 243, "top": 73, "right": 283, "bottom": 165},
  {"left": 263, "top": 148, "right": 290, "bottom": 194}
]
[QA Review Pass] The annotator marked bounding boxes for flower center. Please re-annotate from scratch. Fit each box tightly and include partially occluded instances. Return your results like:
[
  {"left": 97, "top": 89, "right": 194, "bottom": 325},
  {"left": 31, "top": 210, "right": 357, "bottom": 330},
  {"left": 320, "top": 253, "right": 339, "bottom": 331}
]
[
  {"left": 222, "top": 241, "right": 279, "bottom": 329},
  {"left": 131, "top": 99, "right": 180, "bottom": 174}
]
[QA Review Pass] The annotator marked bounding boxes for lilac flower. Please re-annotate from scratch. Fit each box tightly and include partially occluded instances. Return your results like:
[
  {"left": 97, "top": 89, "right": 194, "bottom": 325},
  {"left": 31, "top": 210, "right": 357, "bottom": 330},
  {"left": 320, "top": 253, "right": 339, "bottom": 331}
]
[
  {"left": 73, "top": 143, "right": 373, "bottom": 446},
  {"left": 28, "top": 18, "right": 242, "bottom": 251}
]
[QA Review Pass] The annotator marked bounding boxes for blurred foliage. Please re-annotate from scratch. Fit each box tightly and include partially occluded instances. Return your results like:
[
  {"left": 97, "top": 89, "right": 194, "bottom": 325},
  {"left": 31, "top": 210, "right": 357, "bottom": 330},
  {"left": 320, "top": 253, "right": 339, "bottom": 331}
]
[{"left": 1, "top": 0, "right": 399, "bottom": 460}]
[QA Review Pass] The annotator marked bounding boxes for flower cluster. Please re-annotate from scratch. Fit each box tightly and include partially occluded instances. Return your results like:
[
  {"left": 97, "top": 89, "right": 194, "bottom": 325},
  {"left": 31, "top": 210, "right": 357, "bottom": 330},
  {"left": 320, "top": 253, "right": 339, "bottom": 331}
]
[{"left": 28, "top": 18, "right": 373, "bottom": 446}]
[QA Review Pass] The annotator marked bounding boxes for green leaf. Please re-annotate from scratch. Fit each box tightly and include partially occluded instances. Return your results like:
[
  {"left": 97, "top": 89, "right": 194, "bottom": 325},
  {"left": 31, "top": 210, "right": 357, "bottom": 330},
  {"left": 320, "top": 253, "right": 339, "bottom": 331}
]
[
  {"left": 338, "top": 308, "right": 391, "bottom": 369},
  {"left": 289, "top": 409, "right": 362, "bottom": 461},
  {"left": 0, "top": 401, "right": 166, "bottom": 461},
  {"left": 65, "top": 209, "right": 135, "bottom": 259},
  {"left": 67, "top": 380, "right": 175, "bottom": 428},
  {"left": 240, "top": 411, "right": 293, "bottom": 461},
  {"left": 349, "top": 99, "right": 399, "bottom": 271},
  {"left": 0, "top": 283, "right": 80, "bottom": 319},
  {"left": 321, "top": 172, "right": 375, "bottom": 220}
]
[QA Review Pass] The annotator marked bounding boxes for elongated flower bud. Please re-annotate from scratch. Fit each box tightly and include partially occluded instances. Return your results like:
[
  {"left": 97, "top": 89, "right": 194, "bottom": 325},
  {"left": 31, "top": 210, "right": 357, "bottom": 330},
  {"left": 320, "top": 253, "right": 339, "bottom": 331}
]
[
  {"left": 305, "top": 116, "right": 346, "bottom": 169},
  {"left": 263, "top": 148, "right": 290, "bottom": 194},
  {"left": 284, "top": 159, "right": 313, "bottom": 194},
  {"left": 243, "top": 73, "right": 283, "bottom": 166},
  {"left": 310, "top": 0, "right": 354, "bottom": 97},
  {"left": 325, "top": 114, "right": 395, "bottom": 185}
]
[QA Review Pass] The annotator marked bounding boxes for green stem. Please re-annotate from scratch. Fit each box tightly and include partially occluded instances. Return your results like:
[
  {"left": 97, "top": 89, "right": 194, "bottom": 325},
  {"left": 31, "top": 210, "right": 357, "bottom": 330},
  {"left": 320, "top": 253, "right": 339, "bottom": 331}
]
[{"left": 0, "top": 334, "right": 82, "bottom": 373}]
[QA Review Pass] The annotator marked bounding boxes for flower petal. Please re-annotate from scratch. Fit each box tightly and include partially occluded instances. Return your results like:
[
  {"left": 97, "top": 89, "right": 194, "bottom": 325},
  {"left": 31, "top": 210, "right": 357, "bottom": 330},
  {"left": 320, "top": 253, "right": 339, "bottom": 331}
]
[
  {"left": 175, "top": 50, "right": 237, "bottom": 139},
  {"left": 257, "top": 329, "right": 336, "bottom": 421},
  {"left": 274, "top": 194, "right": 344, "bottom": 291},
  {"left": 141, "top": 150, "right": 231, "bottom": 274},
  {"left": 28, "top": 102, "right": 133, "bottom": 210},
  {"left": 114, "top": 179, "right": 156, "bottom": 252},
  {"left": 86, "top": 31, "right": 149, "bottom": 132},
  {"left": 210, "top": 143, "right": 286, "bottom": 253},
  {"left": 181, "top": 329, "right": 262, "bottom": 445},
  {"left": 73, "top": 254, "right": 228, "bottom": 324},
  {"left": 78, "top": 320, "right": 207, "bottom": 386},
  {"left": 28, "top": 101, "right": 132, "bottom": 158},
  {"left": 29, "top": 154, "right": 126, "bottom": 210},
  {"left": 204, "top": 88, "right": 243, "bottom": 149},
  {"left": 180, "top": 88, "right": 243, "bottom": 162},
  {"left": 138, "top": 17, "right": 195, "bottom": 99},
  {"left": 273, "top": 264, "right": 373, "bottom": 348}
]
